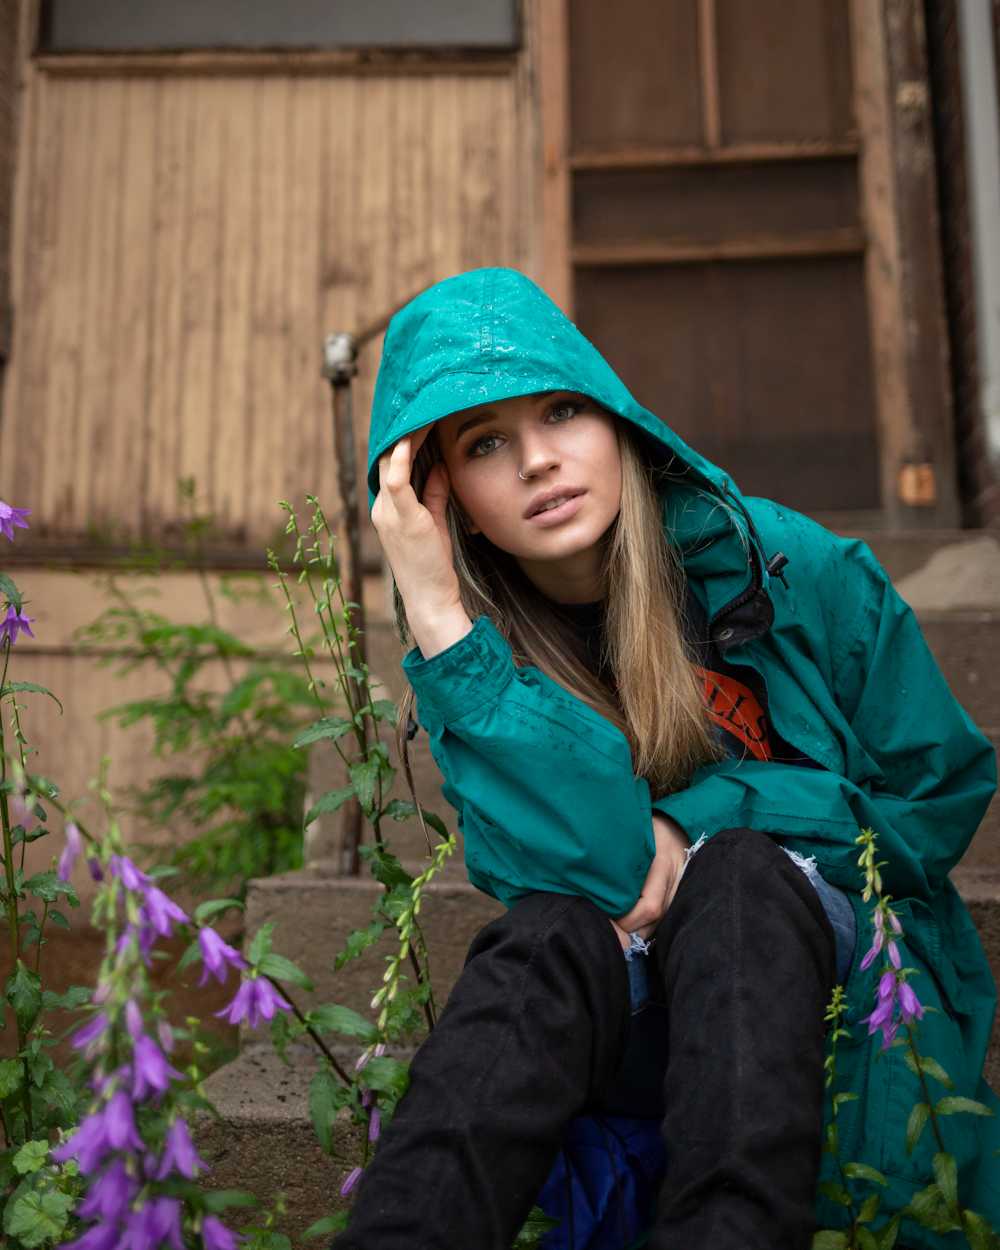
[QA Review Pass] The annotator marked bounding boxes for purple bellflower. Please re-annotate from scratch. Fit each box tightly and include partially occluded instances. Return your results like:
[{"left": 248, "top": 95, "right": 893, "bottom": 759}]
[
  {"left": 140, "top": 886, "right": 190, "bottom": 938},
  {"left": 58, "top": 821, "right": 82, "bottom": 882},
  {"left": 202, "top": 1215, "right": 241, "bottom": 1250},
  {"left": 149, "top": 1197, "right": 186, "bottom": 1250},
  {"left": 76, "top": 1158, "right": 137, "bottom": 1223},
  {"left": 156, "top": 1117, "right": 209, "bottom": 1180},
  {"left": 0, "top": 603, "right": 34, "bottom": 645},
  {"left": 0, "top": 500, "right": 30, "bottom": 541},
  {"left": 52, "top": 1106, "right": 114, "bottom": 1174},
  {"left": 341, "top": 1166, "right": 362, "bottom": 1197},
  {"left": 132, "top": 1033, "right": 183, "bottom": 1101},
  {"left": 88, "top": 856, "right": 105, "bottom": 881},
  {"left": 898, "top": 982, "right": 925, "bottom": 1025},
  {"left": 105, "top": 1089, "right": 145, "bottom": 1152},
  {"left": 125, "top": 999, "right": 143, "bottom": 1039},
  {"left": 158, "top": 1018, "right": 175, "bottom": 1053},
  {"left": 199, "top": 926, "right": 247, "bottom": 985},
  {"left": 369, "top": 1106, "right": 381, "bottom": 1142},
  {"left": 215, "top": 975, "right": 291, "bottom": 1028},
  {"left": 62, "top": 1222, "right": 121, "bottom": 1250},
  {"left": 109, "top": 855, "right": 152, "bottom": 892},
  {"left": 72, "top": 1013, "right": 109, "bottom": 1051}
]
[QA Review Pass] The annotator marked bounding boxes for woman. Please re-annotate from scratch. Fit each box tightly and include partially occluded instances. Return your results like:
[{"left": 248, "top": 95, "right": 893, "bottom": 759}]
[{"left": 338, "top": 268, "right": 999, "bottom": 1250}]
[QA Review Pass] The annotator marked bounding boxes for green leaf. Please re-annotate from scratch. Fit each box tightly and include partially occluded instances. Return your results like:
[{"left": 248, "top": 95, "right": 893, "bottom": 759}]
[
  {"left": 962, "top": 1208, "right": 1000, "bottom": 1250},
  {"left": 293, "top": 717, "right": 353, "bottom": 749},
  {"left": 305, "top": 786, "right": 355, "bottom": 826},
  {"left": 856, "top": 1229, "right": 878, "bottom": 1250},
  {"left": 307, "top": 1004, "right": 380, "bottom": 1045},
  {"left": 246, "top": 922, "right": 275, "bottom": 966},
  {"left": 23, "top": 871, "right": 79, "bottom": 907},
  {"left": 350, "top": 758, "right": 381, "bottom": 816},
  {"left": 817, "top": 1182, "right": 852, "bottom": 1207},
  {"left": 38, "top": 1066, "right": 78, "bottom": 1115},
  {"left": 300, "top": 1213, "right": 349, "bottom": 1240},
  {"left": 906, "top": 1102, "right": 929, "bottom": 1157},
  {"left": 933, "top": 1152, "right": 959, "bottom": 1218},
  {"left": 811, "top": 1235, "right": 848, "bottom": 1250},
  {"left": 383, "top": 799, "right": 417, "bottom": 821},
  {"left": 40, "top": 984, "right": 90, "bottom": 1011},
  {"left": 833, "top": 1092, "right": 859, "bottom": 1105},
  {"left": 359, "top": 1056, "right": 410, "bottom": 1098},
  {"left": 858, "top": 1194, "right": 881, "bottom": 1224},
  {"left": 13, "top": 1141, "right": 47, "bottom": 1174},
  {"left": 47, "top": 909, "right": 71, "bottom": 931},
  {"left": 915, "top": 1054, "right": 953, "bottom": 1091},
  {"left": 936, "top": 1096, "right": 996, "bottom": 1118},
  {"left": 334, "top": 920, "right": 386, "bottom": 971},
  {"left": 7, "top": 1191, "right": 75, "bottom": 1247},
  {"left": 271, "top": 1010, "right": 301, "bottom": 1066},
  {"left": 871, "top": 1212, "right": 902, "bottom": 1249},
  {"left": 202, "top": 1191, "right": 260, "bottom": 1213},
  {"left": 257, "top": 953, "right": 314, "bottom": 992},
  {"left": 369, "top": 699, "right": 399, "bottom": 725},
  {"left": 514, "top": 1207, "right": 562, "bottom": 1244},
  {"left": 0, "top": 573, "right": 22, "bottom": 611},
  {"left": 361, "top": 846, "right": 412, "bottom": 891},
  {"left": 0, "top": 1146, "right": 18, "bottom": 1191},
  {"left": 178, "top": 941, "right": 204, "bottom": 976},
  {"left": 194, "top": 898, "right": 245, "bottom": 924},
  {"left": 6, "top": 962, "right": 41, "bottom": 1031},
  {"left": 844, "top": 1162, "right": 888, "bottom": 1187},
  {"left": 422, "top": 810, "right": 450, "bottom": 839},
  {"left": 1, "top": 683, "right": 63, "bottom": 714},
  {"left": 308, "top": 1070, "right": 350, "bottom": 1155},
  {"left": 0, "top": 1057, "right": 21, "bottom": 1098}
]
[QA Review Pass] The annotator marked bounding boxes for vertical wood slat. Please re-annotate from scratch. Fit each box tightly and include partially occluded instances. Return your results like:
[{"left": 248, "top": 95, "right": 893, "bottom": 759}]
[
  {"left": 1, "top": 65, "right": 527, "bottom": 548},
  {"left": 698, "top": 0, "right": 722, "bottom": 147},
  {"left": 538, "top": 0, "right": 572, "bottom": 313},
  {"left": 850, "top": 0, "right": 960, "bottom": 526}
]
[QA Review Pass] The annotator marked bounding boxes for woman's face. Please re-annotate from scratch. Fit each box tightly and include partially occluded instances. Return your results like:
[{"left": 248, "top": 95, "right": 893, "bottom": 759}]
[{"left": 436, "top": 391, "right": 623, "bottom": 599}]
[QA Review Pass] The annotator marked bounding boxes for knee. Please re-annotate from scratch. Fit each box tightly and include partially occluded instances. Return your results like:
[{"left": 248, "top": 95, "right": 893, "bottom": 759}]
[{"left": 465, "top": 891, "right": 623, "bottom": 973}]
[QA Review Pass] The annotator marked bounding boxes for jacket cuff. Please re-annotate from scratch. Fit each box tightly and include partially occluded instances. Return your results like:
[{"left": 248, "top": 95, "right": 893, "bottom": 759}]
[{"left": 402, "top": 615, "right": 515, "bottom": 725}]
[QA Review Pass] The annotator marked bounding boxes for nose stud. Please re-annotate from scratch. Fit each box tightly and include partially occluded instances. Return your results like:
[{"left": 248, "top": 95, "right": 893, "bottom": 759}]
[{"left": 518, "top": 470, "right": 529, "bottom": 481}]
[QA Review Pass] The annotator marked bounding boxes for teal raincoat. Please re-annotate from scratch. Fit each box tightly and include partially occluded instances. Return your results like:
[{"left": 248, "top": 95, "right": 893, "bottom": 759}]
[{"left": 367, "top": 267, "right": 1000, "bottom": 1244}]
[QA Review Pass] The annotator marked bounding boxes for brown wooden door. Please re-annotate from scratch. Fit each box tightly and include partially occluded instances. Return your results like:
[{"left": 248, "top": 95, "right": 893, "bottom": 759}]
[{"left": 567, "top": 0, "right": 880, "bottom": 514}]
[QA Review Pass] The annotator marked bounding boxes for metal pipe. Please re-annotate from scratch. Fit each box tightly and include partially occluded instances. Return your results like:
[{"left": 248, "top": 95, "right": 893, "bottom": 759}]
[
  {"left": 956, "top": 0, "right": 1000, "bottom": 471},
  {"left": 323, "top": 332, "right": 366, "bottom": 875}
]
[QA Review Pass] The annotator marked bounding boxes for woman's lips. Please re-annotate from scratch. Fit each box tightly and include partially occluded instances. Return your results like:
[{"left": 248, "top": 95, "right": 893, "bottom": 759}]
[{"left": 526, "top": 492, "right": 585, "bottom": 527}]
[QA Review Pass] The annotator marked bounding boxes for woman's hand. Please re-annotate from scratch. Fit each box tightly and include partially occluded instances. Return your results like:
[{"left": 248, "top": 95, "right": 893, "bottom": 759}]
[
  {"left": 612, "top": 813, "right": 691, "bottom": 945},
  {"left": 371, "top": 432, "right": 473, "bottom": 658}
]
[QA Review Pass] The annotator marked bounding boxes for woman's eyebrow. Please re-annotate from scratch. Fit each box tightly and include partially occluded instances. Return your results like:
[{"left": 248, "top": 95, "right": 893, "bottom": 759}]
[{"left": 454, "top": 412, "right": 493, "bottom": 440}]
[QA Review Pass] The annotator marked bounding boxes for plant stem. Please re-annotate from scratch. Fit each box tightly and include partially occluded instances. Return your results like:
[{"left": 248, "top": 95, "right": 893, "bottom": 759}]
[
  {"left": 262, "top": 975, "right": 352, "bottom": 1085},
  {"left": 906, "top": 1026, "right": 948, "bottom": 1155},
  {"left": 0, "top": 640, "right": 31, "bottom": 1136},
  {"left": 34, "top": 900, "right": 48, "bottom": 975}
]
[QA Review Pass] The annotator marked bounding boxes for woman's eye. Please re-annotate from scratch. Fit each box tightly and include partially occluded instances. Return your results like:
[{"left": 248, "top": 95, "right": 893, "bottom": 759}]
[
  {"left": 548, "top": 402, "right": 579, "bottom": 423},
  {"left": 469, "top": 434, "right": 502, "bottom": 457}
]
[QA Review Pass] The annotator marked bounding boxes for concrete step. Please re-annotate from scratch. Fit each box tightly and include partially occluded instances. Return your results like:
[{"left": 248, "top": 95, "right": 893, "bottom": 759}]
[{"left": 239, "top": 868, "right": 505, "bottom": 1047}]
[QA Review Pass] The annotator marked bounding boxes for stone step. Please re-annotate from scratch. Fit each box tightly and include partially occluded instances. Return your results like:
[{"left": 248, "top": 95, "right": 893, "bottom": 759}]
[{"left": 239, "top": 868, "right": 505, "bottom": 1046}]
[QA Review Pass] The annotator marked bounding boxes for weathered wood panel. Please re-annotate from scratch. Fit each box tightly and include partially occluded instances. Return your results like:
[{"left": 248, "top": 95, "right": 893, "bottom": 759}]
[{"left": 0, "top": 64, "right": 531, "bottom": 546}]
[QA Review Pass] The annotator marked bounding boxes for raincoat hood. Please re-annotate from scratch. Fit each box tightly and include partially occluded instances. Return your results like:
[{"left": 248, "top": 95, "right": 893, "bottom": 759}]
[{"left": 367, "top": 266, "right": 735, "bottom": 505}]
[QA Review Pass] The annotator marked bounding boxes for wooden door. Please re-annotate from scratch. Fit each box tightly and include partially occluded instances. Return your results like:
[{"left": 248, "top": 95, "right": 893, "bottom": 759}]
[{"left": 566, "top": 0, "right": 879, "bottom": 515}]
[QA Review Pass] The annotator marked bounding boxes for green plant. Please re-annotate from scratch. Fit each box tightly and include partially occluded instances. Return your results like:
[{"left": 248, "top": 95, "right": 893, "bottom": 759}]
[
  {"left": 815, "top": 830, "right": 999, "bottom": 1250},
  {"left": 75, "top": 480, "right": 316, "bottom": 899}
]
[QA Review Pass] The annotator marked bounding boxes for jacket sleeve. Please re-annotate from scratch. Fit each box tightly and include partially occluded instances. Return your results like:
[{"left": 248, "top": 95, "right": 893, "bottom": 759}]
[
  {"left": 655, "top": 534, "right": 996, "bottom": 902},
  {"left": 403, "top": 616, "right": 655, "bottom": 915}
]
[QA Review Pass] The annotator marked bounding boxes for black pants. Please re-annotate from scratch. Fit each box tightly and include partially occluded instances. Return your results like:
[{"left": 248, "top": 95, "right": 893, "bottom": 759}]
[{"left": 338, "top": 829, "right": 837, "bottom": 1250}]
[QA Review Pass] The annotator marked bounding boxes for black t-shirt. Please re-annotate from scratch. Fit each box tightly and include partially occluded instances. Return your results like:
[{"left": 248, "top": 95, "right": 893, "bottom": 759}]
[{"left": 553, "top": 592, "right": 817, "bottom": 768}]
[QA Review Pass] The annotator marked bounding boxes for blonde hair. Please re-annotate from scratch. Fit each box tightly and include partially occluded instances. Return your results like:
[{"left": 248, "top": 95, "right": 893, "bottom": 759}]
[{"left": 395, "top": 422, "right": 718, "bottom": 799}]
